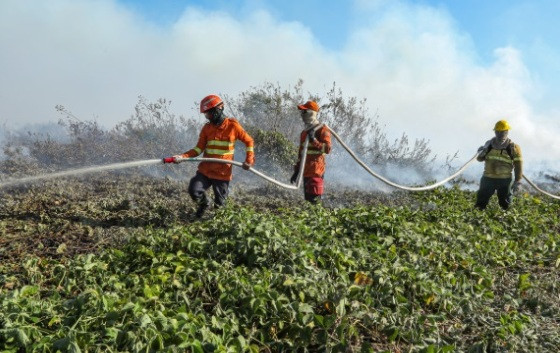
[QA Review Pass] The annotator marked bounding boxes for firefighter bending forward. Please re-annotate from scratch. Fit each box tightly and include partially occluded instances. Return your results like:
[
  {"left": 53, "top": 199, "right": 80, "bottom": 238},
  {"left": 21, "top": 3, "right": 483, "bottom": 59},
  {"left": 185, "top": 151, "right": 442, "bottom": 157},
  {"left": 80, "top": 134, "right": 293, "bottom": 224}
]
[
  {"left": 290, "top": 100, "right": 332, "bottom": 203},
  {"left": 172, "top": 94, "right": 254, "bottom": 217},
  {"left": 475, "top": 120, "right": 523, "bottom": 210}
]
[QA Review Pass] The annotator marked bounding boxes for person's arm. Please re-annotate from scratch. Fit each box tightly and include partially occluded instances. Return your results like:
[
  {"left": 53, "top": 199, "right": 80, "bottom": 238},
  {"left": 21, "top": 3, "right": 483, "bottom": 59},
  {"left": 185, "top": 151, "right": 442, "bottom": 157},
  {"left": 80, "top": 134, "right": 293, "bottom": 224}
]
[
  {"left": 477, "top": 139, "right": 492, "bottom": 161},
  {"left": 179, "top": 127, "right": 207, "bottom": 158},
  {"left": 513, "top": 144, "right": 523, "bottom": 182},
  {"left": 314, "top": 126, "right": 332, "bottom": 154},
  {"left": 290, "top": 133, "right": 304, "bottom": 183},
  {"left": 235, "top": 122, "right": 255, "bottom": 166}
]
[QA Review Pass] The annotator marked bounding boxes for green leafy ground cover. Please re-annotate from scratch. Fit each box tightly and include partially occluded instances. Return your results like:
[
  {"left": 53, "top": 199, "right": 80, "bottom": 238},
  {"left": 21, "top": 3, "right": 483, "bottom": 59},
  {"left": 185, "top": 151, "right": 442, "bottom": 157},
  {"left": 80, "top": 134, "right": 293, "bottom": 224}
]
[{"left": 1, "top": 176, "right": 559, "bottom": 352}]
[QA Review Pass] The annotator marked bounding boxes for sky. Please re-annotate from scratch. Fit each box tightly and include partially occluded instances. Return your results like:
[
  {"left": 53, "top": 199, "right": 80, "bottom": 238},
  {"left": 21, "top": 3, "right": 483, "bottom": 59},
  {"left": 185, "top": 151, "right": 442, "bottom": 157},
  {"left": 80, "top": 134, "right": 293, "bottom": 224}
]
[{"left": 1, "top": 0, "right": 559, "bottom": 172}]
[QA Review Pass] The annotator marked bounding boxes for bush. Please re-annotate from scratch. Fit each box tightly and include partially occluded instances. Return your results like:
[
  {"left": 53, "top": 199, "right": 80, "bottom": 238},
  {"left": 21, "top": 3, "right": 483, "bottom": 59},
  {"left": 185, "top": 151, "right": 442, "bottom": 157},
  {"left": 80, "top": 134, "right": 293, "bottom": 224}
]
[
  {"left": 1, "top": 81, "right": 436, "bottom": 178},
  {"left": 228, "top": 80, "right": 435, "bottom": 173},
  {"left": 246, "top": 128, "right": 298, "bottom": 174}
]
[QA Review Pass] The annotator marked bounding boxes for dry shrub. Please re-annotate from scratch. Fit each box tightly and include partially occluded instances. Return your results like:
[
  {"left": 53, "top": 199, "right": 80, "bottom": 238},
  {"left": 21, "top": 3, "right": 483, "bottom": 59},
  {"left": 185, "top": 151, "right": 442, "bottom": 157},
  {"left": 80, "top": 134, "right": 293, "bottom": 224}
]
[{"left": 1, "top": 81, "right": 435, "bottom": 178}]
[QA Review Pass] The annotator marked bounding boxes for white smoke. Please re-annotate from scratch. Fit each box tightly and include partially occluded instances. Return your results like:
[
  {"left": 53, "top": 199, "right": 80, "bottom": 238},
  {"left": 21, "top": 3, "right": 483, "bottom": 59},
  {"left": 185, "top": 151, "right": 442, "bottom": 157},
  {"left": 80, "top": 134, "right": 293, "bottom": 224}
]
[{"left": 1, "top": 0, "right": 559, "bottom": 172}]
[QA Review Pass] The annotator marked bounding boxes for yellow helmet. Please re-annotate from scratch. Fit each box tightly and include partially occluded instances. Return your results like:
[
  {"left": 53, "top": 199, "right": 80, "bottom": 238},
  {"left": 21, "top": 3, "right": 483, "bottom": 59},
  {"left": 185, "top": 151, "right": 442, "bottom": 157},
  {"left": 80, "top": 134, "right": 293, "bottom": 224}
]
[{"left": 494, "top": 120, "right": 511, "bottom": 131}]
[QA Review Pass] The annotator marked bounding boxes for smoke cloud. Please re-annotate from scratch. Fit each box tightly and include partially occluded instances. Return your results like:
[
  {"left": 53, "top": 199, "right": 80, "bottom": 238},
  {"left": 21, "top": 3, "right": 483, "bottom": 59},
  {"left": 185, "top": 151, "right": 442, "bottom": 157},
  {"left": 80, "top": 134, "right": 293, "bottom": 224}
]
[{"left": 1, "top": 0, "right": 559, "bottom": 176}]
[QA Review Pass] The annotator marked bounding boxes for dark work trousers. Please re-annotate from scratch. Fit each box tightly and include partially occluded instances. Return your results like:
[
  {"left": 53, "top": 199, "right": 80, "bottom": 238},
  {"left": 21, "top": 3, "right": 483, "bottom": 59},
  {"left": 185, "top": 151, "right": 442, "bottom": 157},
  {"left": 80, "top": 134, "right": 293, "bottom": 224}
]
[
  {"left": 475, "top": 176, "right": 513, "bottom": 210},
  {"left": 188, "top": 171, "right": 230, "bottom": 208}
]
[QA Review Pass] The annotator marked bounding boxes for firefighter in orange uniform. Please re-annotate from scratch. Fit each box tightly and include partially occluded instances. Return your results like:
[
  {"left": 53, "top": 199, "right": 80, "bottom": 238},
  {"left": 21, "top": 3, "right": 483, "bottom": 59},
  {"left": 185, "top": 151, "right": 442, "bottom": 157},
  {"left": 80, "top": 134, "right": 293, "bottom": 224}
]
[
  {"left": 171, "top": 95, "right": 254, "bottom": 217},
  {"left": 290, "top": 100, "right": 332, "bottom": 203}
]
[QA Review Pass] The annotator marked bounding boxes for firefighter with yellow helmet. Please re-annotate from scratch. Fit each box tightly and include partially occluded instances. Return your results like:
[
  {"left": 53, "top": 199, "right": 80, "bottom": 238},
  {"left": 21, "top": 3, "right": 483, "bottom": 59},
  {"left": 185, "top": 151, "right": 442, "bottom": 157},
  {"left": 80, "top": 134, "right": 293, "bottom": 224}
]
[{"left": 475, "top": 120, "right": 523, "bottom": 210}]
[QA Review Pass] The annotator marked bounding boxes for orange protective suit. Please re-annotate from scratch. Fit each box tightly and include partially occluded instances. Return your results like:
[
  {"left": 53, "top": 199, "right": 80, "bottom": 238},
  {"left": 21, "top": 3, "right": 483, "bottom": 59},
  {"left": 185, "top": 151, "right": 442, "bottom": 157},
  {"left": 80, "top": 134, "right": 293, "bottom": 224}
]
[
  {"left": 181, "top": 118, "right": 254, "bottom": 181},
  {"left": 294, "top": 125, "right": 332, "bottom": 177}
]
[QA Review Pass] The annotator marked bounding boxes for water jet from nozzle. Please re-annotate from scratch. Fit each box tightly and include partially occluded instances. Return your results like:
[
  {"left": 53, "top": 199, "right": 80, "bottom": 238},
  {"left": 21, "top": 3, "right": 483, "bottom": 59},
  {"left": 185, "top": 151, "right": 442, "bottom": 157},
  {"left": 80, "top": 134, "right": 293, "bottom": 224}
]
[{"left": 0, "top": 159, "right": 163, "bottom": 188}]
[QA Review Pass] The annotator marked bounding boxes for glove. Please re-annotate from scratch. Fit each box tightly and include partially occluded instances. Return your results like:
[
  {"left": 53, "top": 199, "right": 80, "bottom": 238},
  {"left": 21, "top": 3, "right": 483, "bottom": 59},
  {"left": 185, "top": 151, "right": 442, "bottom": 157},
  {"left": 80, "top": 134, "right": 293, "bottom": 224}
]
[
  {"left": 290, "top": 171, "right": 298, "bottom": 184},
  {"left": 512, "top": 181, "right": 521, "bottom": 193},
  {"left": 242, "top": 162, "right": 251, "bottom": 170},
  {"left": 478, "top": 140, "right": 491, "bottom": 153}
]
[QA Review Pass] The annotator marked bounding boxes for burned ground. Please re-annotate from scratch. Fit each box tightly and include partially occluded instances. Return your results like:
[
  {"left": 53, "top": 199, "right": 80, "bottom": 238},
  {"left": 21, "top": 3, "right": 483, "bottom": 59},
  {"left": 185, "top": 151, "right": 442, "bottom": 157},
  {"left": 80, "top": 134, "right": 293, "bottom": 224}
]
[{"left": 0, "top": 173, "right": 414, "bottom": 273}]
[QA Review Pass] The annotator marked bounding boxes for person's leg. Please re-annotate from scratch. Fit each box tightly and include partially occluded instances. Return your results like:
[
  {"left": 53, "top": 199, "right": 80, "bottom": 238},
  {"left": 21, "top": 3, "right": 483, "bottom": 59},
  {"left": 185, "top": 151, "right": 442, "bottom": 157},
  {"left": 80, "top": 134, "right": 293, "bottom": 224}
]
[
  {"left": 496, "top": 178, "right": 513, "bottom": 210},
  {"left": 188, "top": 172, "right": 211, "bottom": 217},
  {"left": 304, "top": 176, "right": 324, "bottom": 204},
  {"left": 475, "top": 176, "right": 496, "bottom": 210},
  {"left": 211, "top": 179, "right": 230, "bottom": 208},
  {"left": 304, "top": 192, "right": 321, "bottom": 203}
]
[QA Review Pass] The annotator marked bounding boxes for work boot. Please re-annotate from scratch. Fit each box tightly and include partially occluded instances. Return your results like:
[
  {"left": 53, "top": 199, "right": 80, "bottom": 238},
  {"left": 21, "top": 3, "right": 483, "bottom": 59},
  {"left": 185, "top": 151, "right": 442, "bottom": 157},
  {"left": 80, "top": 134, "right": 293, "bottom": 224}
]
[{"left": 195, "top": 196, "right": 209, "bottom": 218}]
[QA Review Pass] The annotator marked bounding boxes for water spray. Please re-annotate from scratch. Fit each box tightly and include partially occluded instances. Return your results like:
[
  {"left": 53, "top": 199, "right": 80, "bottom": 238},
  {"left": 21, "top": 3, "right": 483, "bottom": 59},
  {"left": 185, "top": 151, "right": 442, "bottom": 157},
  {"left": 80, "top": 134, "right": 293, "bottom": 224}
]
[{"left": 0, "top": 159, "right": 162, "bottom": 188}]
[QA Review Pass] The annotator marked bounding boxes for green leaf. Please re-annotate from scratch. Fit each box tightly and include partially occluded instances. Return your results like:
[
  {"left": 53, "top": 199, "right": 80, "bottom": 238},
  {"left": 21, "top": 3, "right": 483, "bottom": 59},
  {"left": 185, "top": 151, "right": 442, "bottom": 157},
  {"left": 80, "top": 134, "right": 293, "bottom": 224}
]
[
  {"left": 56, "top": 243, "right": 67, "bottom": 254},
  {"left": 15, "top": 329, "right": 31, "bottom": 347},
  {"left": 53, "top": 337, "right": 70, "bottom": 350},
  {"left": 104, "top": 327, "right": 119, "bottom": 340},
  {"left": 69, "top": 341, "right": 82, "bottom": 353},
  {"left": 190, "top": 340, "right": 204, "bottom": 353},
  {"left": 237, "top": 335, "right": 246, "bottom": 348},
  {"left": 518, "top": 273, "right": 531, "bottom": 292},
  {"left": 48, "top": 316, "right": 61, "bottom": 327},
  {"left": 298, "top": 303, "right": 314, "bottom": 314},
  {"left": 388, "top": 328, "right": 399, "bottom": 342},
  {"left": 122, "top": 302, "right": 136, "bottom": 312},
  {"left": 283, "top": 278, "right": 294, "bottom": 286},
  {"left": 19, "top": 285, "right": 38, "bottom": 297},
  {"left": 139, "top": 314, "right": 152, "bottom": 328}
]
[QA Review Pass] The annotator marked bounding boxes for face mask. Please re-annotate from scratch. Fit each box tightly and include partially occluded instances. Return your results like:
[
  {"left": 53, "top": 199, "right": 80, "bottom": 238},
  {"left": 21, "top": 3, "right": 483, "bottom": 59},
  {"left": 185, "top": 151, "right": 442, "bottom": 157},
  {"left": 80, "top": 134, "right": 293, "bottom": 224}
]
[
  {"left": 495, "top": 130, "right": 508, "bottom": 143},
  {"left": 205, "top": 107, "right": 225, "bottom": 125},
  {"left": 300, "top": 110, "right": 319, "bottom": 129}
]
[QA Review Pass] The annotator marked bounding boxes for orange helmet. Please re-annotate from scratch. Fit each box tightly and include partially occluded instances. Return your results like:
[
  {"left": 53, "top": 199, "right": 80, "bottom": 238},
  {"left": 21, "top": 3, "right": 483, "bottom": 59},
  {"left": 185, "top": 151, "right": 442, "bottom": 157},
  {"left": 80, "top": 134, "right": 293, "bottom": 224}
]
[
  {"left": 200, "top": 94, "right": 223, "bottom": 113},
  {"left": 297, "top": 100, "right": 320, "bottom": 112}
]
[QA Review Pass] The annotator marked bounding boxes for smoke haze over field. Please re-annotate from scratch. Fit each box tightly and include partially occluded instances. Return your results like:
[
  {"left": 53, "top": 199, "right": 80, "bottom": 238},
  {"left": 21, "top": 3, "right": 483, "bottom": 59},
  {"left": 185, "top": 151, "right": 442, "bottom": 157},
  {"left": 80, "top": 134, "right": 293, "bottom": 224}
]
[{"left": 1, "top": 0, "right": 559, "bottom": 174}]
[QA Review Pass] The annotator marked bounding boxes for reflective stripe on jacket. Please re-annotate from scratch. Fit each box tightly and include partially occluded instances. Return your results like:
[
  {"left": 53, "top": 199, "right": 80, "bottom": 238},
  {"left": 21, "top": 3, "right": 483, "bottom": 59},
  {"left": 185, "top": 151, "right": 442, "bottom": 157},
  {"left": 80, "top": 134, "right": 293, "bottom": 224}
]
[
  {"left": 481, "top": 143, "right": 522, "bottom": 179},
  {"left": 294, "top": 125, "right": 332, "bottom": 178},
  {"left": 181, "top": 118, "right": 254, "bottom": 181}
]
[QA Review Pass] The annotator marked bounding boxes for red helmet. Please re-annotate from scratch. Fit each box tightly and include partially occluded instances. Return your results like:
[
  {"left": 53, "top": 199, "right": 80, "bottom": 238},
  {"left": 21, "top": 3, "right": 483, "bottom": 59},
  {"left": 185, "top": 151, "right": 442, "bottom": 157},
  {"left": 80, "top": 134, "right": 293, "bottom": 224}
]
[
  {"left": 297, "top": 100, "right": 320, "bottom": 112},
  {"left": 200, "top": 94, "right": 223, "bottom": 113}
]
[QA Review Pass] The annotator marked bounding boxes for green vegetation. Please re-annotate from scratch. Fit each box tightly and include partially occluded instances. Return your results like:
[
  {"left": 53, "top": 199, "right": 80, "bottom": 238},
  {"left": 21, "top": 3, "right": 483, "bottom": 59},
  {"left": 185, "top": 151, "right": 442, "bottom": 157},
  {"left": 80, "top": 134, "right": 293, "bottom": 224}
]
[
  {"left": 1, "top": 81, "right": 558, "bottom": 351},
  {"left": 1, "top": 176, "right": 559, "bottom": 352}
]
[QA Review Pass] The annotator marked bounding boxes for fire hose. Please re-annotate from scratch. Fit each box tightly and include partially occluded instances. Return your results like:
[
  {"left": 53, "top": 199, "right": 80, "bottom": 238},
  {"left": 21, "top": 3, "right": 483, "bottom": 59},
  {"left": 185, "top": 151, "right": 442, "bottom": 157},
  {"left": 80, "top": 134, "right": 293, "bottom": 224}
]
[
  {"left": 167, "top": 139, "right": 310, "bottom": 190},
  {"left": 522, "top": 176, "right": 560, "bottom": 200},
  {"left": 168, "top": 128, "right": 478, "bottom": 192},
  {"left": 327, "top": 127, "right": 480, "bottom": 191},
  {"left": 165, "top": 125, "right": 560, "bottom": 199},
  {"left": 330, "top": 125, "right": 559, "bottom": 199},
  {"left": 329, "top": 126, "right": 560, "bottom": 199}
]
